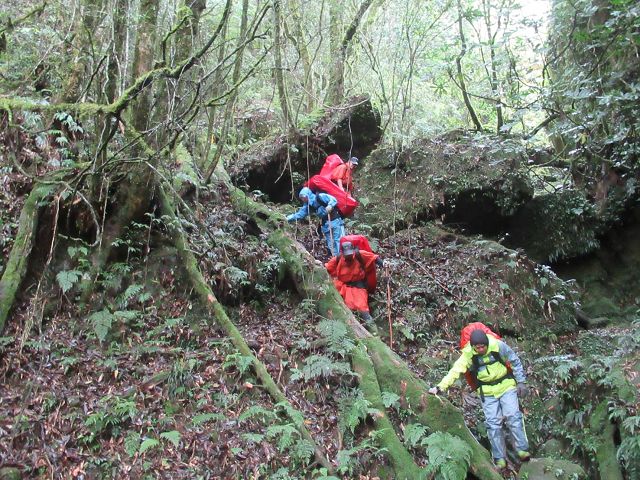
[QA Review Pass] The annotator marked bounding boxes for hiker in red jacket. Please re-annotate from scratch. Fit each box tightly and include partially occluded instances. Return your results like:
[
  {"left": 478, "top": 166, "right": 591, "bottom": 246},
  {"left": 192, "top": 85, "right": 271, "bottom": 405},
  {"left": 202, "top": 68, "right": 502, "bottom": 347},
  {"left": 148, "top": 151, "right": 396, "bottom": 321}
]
[
  {"left": 325, "top": 241, "right": 383, "bottom": 325},
  {"left": 330, "top": 156, "right": 358, "bottom": 194}
]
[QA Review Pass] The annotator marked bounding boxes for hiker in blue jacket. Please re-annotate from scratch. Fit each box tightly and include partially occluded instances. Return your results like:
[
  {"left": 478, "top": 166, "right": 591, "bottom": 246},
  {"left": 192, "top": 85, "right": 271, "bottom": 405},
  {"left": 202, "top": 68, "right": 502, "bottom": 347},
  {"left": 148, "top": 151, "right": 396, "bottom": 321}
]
[{"left": 287, "top": 187, "right": 344, "bottom": 256}]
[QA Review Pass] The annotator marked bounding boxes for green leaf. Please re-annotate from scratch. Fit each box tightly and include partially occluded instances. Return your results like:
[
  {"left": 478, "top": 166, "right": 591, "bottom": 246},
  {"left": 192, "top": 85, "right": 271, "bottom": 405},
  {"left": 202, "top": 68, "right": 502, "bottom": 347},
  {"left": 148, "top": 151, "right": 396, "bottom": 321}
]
[
  {"left": 403, "top": 423, "right": 428, "bottom": 447},
  {"left": 192, "top": 412, "right": 223, "bottom": 426},
  {"left": 89, "top": 310, "right": 114, "bottom": 343},
  {"left": 381, "top": 391, "right": 401, "bottom": 409},
  {"left": 124, "top": 431, "right": 141, "bottom": 457},
  {"left": 56, "top": 270, "right": 82, "bottom": 293},
  {"left": 160, "top": 430, "right": 181, "bottom": 447},
  {"left": 139, "top": 438, "right": 160, "bottom": 453},
  {"left": 242, "top": 432, "right": 265, "bottom": 444}
]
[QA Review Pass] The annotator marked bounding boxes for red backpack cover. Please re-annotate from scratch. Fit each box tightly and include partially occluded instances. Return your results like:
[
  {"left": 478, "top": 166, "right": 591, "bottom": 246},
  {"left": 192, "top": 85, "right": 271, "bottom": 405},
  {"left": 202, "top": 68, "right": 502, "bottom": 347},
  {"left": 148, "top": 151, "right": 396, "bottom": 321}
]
[
  {"left": 340, "top": 234, "right": 372, "bottom": 253},
  {"left": 319, "top": 154, "right": 344, "bottom": 178},
  {"left": 306, "top": 174, "right": 359, "bottom": 217},
  {"left": 459, "top": 322, "right": 510, "bottom": 389},
  {"left": 339, "top": 235, "right": 377, "bottom": 292},
  {"left": 459, "top": 322, "right": 501, "bottom": 349}
]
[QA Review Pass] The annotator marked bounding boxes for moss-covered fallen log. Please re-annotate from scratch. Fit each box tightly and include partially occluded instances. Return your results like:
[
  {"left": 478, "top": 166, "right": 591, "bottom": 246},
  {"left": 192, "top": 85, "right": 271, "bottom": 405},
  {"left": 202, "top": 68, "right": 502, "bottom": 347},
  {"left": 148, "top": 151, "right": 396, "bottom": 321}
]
[
  {"left": 224, "top": 173, "right": 502, "bottom": 480},
  {"left": 157, "top": 186, "right": 333, "bottom": 472},
  {"left": 351, "top": 344, "right": 424, "bottom": 479},
  {"left": 368, "top": 340, "right": 500, "bottom": 480},
  {"left": 0, "top": 185, "right": 49, "bottom": 333}
]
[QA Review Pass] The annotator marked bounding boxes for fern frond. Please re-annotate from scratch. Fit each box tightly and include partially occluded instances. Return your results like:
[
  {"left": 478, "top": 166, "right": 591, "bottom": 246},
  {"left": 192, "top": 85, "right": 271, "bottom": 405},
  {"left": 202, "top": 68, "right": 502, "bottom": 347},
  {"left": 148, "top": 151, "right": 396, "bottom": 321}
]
[{"left": 423, "top": 431, "right": 472, "bottom": 480}]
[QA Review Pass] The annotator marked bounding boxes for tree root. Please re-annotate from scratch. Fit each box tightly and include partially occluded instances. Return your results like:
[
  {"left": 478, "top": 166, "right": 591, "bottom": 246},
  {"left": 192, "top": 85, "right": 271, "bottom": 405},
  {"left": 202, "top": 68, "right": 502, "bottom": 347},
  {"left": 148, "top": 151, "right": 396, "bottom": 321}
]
[
  {"left": 0, "top": 185, "right": 49, "bottom": 333},
  {"left": 157, "top": 186, "right": 334, "bottom": 473},
  {"left": 224, "top": 172, "right": 502, "bottom": 480},
  {"left": 351, "top": 344, "right": 423, "bottom": 479}
]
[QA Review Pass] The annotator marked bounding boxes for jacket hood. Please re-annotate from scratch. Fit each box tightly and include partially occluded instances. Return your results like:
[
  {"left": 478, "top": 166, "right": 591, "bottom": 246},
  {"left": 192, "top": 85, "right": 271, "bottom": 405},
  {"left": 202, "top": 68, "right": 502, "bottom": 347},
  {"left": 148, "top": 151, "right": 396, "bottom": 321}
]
[{"left": 299, "top": 187, "right": 316, "bottom": 203}]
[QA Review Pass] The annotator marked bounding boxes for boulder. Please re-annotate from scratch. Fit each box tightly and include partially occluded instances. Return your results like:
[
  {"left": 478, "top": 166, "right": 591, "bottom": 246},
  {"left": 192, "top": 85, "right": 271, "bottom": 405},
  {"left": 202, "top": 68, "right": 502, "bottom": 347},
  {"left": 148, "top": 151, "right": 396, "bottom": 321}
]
[
  {"left": 517, "top": 458, "right": 586, "bottom": 480},
  {"left": 357, "top": 136, "right": 534, "bottom": 237}
]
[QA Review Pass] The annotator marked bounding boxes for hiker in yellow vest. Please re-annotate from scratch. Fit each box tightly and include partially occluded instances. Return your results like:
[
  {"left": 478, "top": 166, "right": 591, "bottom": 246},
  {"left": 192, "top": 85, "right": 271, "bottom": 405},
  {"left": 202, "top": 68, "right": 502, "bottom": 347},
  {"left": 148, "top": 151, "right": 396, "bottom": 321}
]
[{"left": 429, "top": 329, "right": 531, "bottom": 469}]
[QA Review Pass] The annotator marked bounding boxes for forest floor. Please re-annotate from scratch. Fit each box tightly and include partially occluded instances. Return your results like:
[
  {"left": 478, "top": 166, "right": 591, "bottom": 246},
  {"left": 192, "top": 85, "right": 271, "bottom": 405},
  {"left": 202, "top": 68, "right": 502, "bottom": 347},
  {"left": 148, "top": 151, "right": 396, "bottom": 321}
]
[{"left": 2, "top": 159, "right": 636, "bottom": 479}]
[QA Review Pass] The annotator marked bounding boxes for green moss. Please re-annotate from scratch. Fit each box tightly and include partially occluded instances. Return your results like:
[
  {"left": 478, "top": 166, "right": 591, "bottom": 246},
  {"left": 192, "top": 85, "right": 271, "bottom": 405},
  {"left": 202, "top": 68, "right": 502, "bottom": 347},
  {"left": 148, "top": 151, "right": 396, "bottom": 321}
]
[
  {"left": 351, "top": 344, "right": 423, "bottom": 479},
  {"left": 0, "top": 185, "right": 49, "bottom": 332},
  {"left": 366, "top": 340, "right": 502, "bottom": 480},
  {"left": 589, "top": 401, "right": 623, "bottom": 480},
  {"left": 517, "top": 458, "right": 586, "bottom": 479}
]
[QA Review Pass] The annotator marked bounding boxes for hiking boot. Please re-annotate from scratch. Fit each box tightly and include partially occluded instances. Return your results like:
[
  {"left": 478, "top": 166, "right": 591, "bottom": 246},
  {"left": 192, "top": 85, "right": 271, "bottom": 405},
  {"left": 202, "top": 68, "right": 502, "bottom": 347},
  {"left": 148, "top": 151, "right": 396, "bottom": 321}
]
[
  {"left": 359, "top": 312, "right": 378, "bottom": 334},
  {"left": 495, "top": 459, "right": 507, "bottom": 469},
  {"left": 517, "top": 450, "right": 531, "bottom": 462}
]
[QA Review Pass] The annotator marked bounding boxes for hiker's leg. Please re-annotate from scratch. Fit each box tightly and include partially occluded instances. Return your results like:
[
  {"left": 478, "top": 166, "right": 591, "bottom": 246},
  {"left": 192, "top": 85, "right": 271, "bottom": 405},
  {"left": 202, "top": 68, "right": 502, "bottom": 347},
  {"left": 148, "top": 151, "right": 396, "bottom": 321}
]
[
  {"left": 500, "top": 388, "right": 529, "bottom": 453},
  {"left": 482, "top": 395, "right": 507, "bottom": 461},
  {"left": 331, "top": 218, "right": 344, "bottom": 256},
  {"left": 321, "top": 223, "right": 336, "bottom": 256}
]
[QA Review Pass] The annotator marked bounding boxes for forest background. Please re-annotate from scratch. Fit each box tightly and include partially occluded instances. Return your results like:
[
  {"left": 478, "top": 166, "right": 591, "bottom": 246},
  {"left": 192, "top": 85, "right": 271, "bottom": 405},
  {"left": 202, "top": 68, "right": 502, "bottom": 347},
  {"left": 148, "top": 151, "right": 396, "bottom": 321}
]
[{"left": 0, "top": 0, "right": 639, "bottom": 478}]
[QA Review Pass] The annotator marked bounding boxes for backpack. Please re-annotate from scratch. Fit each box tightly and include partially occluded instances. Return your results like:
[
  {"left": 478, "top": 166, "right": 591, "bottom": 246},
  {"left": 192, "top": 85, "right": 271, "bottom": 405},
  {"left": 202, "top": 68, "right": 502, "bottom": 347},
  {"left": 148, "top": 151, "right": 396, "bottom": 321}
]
[
  {"left": 306, "top": 175, "right": 359, "bottom": 217},
  {"left": 318, "top": 154, "right": 345, "bottom": 178},
  {"left": 340, "top": 235, "right": 376, "bottom": 292},
  {"left": 459, "top": 322, "right": 512, "bottom": 392}
]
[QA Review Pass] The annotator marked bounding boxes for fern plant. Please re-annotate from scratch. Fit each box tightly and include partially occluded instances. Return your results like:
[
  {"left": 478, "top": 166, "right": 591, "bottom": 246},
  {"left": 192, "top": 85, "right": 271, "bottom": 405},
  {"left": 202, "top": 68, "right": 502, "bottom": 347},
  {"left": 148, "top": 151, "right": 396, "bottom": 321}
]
[
  {"left": 290, "top": 354, "right": 355, "bottom": 382},
  {"left": 317, "top": 319, "right": 354, "bottom": 356},
  {"left": 422, "top": 432, "right": 472, "bottom": 480},
  {"left": 338, "top": 392, "right": 379, "bottom": 435}
]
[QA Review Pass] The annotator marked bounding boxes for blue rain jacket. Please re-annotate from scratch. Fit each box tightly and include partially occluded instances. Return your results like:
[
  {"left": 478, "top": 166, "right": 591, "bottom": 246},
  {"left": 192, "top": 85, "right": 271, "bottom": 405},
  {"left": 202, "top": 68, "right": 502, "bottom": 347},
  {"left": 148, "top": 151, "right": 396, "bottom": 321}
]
[{"left": 287, "top": 187, "right": 339, "bottom": 224}]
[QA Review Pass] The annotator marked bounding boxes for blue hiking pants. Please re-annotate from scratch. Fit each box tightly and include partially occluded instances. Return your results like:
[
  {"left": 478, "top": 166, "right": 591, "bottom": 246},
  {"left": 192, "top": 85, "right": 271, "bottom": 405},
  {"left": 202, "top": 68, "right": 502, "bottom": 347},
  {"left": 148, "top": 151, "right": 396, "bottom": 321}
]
[
  {"left": 321, "top": 217, "right": 344, "bottom": 256},
  {"left": 481, "top": 388, "right": 529, "bottom": 461}
]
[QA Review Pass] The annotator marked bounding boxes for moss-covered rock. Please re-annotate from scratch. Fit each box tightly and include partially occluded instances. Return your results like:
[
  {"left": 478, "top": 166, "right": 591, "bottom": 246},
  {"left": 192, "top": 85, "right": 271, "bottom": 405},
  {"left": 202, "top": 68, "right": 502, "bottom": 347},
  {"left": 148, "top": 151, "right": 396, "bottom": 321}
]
[
  {"left": 0, "top": 467, "right": 21, "bottom": 480},
  {"left": 538, "top": 438, "right": 571, "bottom": 460},
  {"left": 357, "top": 136, "right": 534, "bottom": 237},
  {"left": 553, "top": 205, "right": 640, "bottom": 322},
  {"left": 378, "top": 224, "right": 578, "bottom": 340},
  {"left": 517, "top": 458, "right": 586, "bottom": 479},
  {"left": 506, "top": 189, "right": 600, "bottom": 263}
]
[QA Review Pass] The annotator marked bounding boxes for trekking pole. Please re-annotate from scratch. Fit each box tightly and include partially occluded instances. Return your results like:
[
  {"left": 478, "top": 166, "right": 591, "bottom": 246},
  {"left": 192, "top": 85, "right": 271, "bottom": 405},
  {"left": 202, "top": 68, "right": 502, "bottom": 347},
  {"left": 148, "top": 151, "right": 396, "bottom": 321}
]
[
  {"left": 326, "top": 212, "right": 336, "bottom": 256},
  {"left": 385, "top": 265, "right": 393, "bottom": 348}
]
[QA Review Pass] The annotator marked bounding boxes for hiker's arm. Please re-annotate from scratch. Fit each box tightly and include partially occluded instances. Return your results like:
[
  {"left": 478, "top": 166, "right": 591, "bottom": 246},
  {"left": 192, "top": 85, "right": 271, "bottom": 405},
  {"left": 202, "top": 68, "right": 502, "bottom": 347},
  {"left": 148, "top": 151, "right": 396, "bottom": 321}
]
[
  {"left": 287, "top": 204, "right": 309, "bottom": 222},
  {"left": 499, "top": 342, "right": 526, "bottom": 383},
  {"left": 325, "top": 256, "right": 338, "bottom": 275},
  {"left": 318, "top": 193, "right": 338, "bottom": 210},
  {"left": 437, "top": 352, "right": 472, "bottom": 391},
  {"left": 336, "top": 178, "right": 345, "bottom": 191}
]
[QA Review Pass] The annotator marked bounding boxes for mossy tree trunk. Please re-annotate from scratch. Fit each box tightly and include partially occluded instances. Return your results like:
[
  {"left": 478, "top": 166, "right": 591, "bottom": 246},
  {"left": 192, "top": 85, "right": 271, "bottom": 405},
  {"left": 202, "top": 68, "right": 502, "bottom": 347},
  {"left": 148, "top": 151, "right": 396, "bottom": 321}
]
[
  {"left": 590, "top": 400, "right": 624, "bottom": 480},
  {"left": 0, "top": 185, "right": 50, "bottom": 332}
]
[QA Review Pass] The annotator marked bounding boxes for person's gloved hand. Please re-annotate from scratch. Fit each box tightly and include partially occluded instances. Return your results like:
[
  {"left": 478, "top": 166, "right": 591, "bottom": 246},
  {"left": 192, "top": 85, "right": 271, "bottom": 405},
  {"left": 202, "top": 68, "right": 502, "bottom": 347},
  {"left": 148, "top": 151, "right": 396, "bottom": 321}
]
[
  {"left": 428, "top": 386, "right": 441, "bottom": 395},
  {"left": 325, "top": 205, "right": 333, "bottom": 213},
  {"left": 516, "top": 383, "right": 529, "bottom": 398}
]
